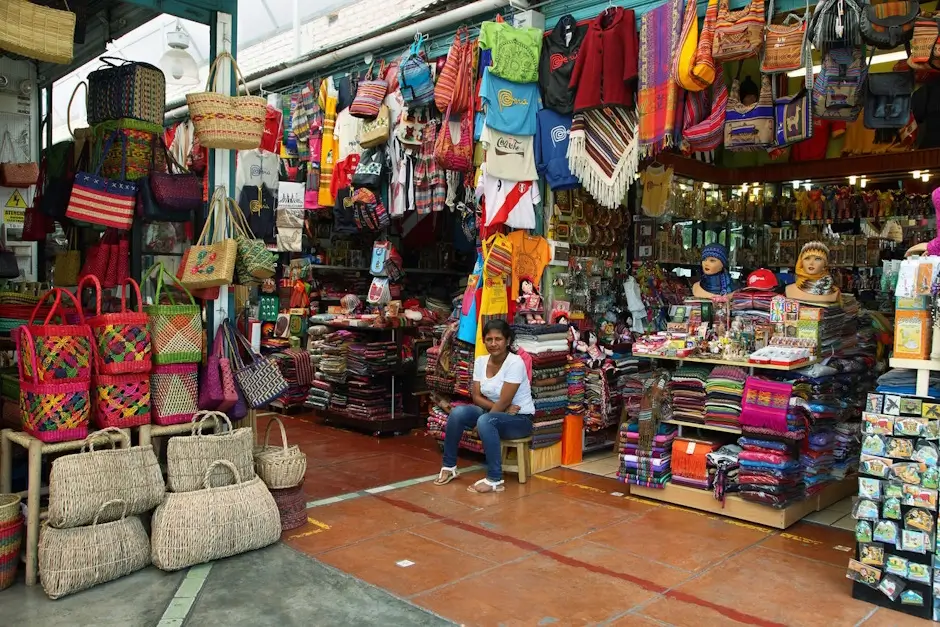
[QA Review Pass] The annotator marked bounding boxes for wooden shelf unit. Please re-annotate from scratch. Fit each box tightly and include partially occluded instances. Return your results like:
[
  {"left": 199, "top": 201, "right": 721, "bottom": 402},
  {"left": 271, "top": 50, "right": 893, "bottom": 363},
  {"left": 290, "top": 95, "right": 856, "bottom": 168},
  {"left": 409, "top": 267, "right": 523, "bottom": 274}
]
[{"left": 649, "top": 354, "right": 815, "bottom": 371}]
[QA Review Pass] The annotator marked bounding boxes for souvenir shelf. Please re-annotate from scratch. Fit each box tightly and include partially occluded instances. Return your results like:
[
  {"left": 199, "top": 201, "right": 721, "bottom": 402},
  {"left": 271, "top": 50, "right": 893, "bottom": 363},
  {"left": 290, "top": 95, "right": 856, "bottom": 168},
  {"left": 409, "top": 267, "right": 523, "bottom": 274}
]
[{"left": 630, "top": 356, "right": 855, "bottom": 528}]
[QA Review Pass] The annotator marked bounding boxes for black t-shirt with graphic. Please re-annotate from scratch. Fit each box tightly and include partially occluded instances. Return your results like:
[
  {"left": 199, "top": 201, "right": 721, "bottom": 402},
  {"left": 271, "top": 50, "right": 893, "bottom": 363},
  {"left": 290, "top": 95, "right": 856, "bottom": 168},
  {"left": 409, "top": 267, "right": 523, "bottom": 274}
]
[
  {"left": 238, "top": 183, "right": 277, "bottom": 242},
  {"left": 538, "top": 15, "right": 587, "bottom": 115}
]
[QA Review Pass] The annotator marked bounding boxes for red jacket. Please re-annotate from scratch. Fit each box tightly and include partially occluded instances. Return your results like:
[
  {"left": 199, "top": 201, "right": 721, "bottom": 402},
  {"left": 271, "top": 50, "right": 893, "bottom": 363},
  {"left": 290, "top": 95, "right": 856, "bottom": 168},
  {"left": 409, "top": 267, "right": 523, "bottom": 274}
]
[{"left": 569, "top": 8, "right": 639, "bottom": 112}]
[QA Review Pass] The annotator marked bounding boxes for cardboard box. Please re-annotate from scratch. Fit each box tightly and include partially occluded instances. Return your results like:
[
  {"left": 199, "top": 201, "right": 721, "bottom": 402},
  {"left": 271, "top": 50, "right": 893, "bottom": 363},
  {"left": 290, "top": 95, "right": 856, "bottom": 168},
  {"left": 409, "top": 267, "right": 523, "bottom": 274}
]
[{"left": 895, "top": 310, "right": 932, "bottom": 360}]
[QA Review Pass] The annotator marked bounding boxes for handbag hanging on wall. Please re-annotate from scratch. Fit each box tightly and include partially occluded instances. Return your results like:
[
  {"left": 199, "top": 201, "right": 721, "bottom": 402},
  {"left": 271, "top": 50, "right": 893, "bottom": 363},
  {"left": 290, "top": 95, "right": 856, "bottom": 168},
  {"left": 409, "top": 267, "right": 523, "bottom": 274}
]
[
  {"left": 761, "top": 0, "right": 809, "bottom": 74},
  {"left": 179, "top": 188, "right": 237, "bottom": 290},
  {"left": 434, "top": 104, "right": 474, "bottom": 172},
  {"left": 910, "top": 15, "right": 940, "bottom": 70},
  {"left": 724, "top": 72, "right": 775, "bottom": 151},
  {"left": 138, "top": 137, "right": 202, "bottom": 222},
  {"left": 434, "top": 26, "right": 472, "bottom": 113},
  {"left": 712, "top": 0, "right": 765, "bottom": 62},
  {"left": 187, "top": 52, "right": 266, "bottom": 150},
  {"left": 860, "top": 0, "right": 919, "bottom": 49},
  {"left": 54, "top": 228, "right": 80, "bottom": 286},
  {"left": 0, "top": 130, "right": 39, "bottom": 188},
  {"left": 224, "top": 320, "right": 288, "bottom": 408},
  {"left": 86, "top": 57, "right": 166, "bottom": 126},
  {"left": 65, "top": 131, "right": 137, "bottom": 230},
  {"left": 349, "top": 61, "right": 389, "bottom": 119}
]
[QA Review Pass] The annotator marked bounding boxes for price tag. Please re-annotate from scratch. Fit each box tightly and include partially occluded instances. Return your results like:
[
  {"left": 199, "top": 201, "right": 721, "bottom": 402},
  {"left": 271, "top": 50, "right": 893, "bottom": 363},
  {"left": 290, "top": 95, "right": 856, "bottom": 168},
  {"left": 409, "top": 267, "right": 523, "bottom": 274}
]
[{"left": 686, "top": 441, "right": 696, "bottom": 455}]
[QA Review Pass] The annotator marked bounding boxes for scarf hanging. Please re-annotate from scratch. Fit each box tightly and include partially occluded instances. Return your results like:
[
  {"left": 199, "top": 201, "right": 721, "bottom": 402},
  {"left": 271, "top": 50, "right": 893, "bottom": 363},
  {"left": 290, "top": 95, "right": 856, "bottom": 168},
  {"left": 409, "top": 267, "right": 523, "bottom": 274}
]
[
  {"left": 567, "top": 106, "right": 639, "bottom": 209},
  {"left": 700, "top": 270, "right": 734, "bottom": 295},
  {"left": 638, "top": 0, "right": 685, "bottom": 157}
]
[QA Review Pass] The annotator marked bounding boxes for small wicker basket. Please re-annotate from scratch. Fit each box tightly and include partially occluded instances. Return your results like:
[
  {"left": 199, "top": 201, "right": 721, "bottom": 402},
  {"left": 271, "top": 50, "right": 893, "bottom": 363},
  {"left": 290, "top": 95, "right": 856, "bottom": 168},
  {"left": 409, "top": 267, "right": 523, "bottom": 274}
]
[
  {"left": 253, "top": 416, "right": 307, "bottom": 489},
  {"left": 0, "top": 494, "right": 20, "bottom": 524}
]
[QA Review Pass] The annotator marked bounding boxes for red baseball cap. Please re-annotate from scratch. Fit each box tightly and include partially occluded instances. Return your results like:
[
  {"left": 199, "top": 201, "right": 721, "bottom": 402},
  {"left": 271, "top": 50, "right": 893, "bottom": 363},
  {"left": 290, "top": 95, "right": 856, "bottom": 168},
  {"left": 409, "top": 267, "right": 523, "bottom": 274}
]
[{"left": 743, "top": 268, "right": 778, "bottom": 291}]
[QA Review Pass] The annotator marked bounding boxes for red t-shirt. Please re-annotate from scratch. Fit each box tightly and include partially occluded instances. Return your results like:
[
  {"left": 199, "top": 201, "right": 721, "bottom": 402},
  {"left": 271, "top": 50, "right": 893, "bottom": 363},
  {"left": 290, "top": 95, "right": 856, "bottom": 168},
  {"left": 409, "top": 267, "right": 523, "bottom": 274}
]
[
  {"left": 791, "top": 118, "right": 846, "bottom": 162},
  {"left": 329, "top": 154, "right": 361, "bottom": 198}
]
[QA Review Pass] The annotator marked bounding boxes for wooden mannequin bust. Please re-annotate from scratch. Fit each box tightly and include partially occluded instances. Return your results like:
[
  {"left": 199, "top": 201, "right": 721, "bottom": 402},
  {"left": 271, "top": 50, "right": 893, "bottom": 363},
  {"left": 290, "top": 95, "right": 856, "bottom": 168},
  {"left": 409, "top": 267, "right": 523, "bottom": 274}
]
[{"left": 785, "top": 241, "right": 841, "bottom": 304}]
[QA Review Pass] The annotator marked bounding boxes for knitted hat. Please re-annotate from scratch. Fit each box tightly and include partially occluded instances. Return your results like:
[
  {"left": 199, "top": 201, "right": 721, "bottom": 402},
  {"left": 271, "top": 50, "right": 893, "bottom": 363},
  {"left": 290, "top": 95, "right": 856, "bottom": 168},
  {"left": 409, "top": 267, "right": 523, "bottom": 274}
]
[
  {"left": 701, "top": 243, "right": 729, "bottom": 268},
  {"left": 799, "top": 241, "right": 830, "bottom": 259}
]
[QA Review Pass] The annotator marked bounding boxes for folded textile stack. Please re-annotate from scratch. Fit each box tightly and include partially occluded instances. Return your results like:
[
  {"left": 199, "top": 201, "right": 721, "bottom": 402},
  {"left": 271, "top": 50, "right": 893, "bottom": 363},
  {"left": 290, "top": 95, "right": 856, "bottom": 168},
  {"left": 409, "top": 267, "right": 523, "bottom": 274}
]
[
  {"left": 347, "top": 341, "right": 397, "bottom": 376},
  {"left": 671, "top": 438, "right": 719, "bottom": 490},
  {"left": 567, "top": 354, "right": 586, "bottom": 415},
  {"left": 529, "top": 346, "right": 569, "bottom": 449},
  {"left": 831, "top": 421, "right": 860, "bottom": 479},
  {"left": 707, "top": 443, "right": 741, "bottom": 502},
  {"left": 344, "top": 374, "right": 402, "bottom": 421},
  {"left": 619, "top": 375, "right": 647, "bottom": 426},
  {"left": 270, "top": 348, "right": 315, "bottom": 409},
  {"left": 318, "top": 331, "right": 352, "bottom": 385},
  {"left": 454, "top": 340, "right": 474, "bottom": 398},
  {"left": 877, "top": 368, "right": 940, "bottom": 398},
  {"left": 617, "top": 420, "right": 677, "bottom": 488},
  {"left": 802, "top": 429, "right": 835, "bottom": 496},
  {"left": 704, "top": 366, "right": 746, "bottom": 429},
  {"left": 733, "top": 436, "right": 804, "bottom": 507},
  {"left": 304, "top": 379, "right": 332, "bottom": 411},
  {"left": 426, "top": 403, "right": 483, "bottom": 453},
  {"left": 668, "top": 366, "right": 711, "bottom": 424},
  {"left": 731, "top": 290, "right": 775, "bottom": 322}
]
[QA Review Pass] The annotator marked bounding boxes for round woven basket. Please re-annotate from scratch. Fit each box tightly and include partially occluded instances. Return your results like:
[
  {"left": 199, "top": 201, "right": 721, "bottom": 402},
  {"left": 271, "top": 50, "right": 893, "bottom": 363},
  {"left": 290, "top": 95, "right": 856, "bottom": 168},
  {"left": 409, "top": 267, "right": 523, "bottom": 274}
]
[
  {"left": 0, "top": 495, "right": 20, "bottom": 524},
  {"left": 271, "top": 482, "right": 306, "bottom": 531},
  {"left": 0, "top": 515, "right": 23, "bottom": 591},
  {"left": 254, "top": 417, "right": 307, "bottom": 489}
]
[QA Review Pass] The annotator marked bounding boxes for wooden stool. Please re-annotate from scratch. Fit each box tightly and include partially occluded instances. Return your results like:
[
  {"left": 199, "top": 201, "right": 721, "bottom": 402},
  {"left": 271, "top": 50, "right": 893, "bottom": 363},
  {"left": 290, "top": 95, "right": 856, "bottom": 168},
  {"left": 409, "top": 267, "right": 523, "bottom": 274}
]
[{"left": 499, "top": 437, "right": 532, "bottom": 484}]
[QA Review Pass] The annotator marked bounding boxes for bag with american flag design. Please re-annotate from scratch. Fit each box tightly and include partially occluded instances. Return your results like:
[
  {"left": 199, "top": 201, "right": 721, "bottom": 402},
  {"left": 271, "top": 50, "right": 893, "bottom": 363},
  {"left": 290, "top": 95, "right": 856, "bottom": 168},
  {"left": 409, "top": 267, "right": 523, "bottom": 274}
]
[{"left": 65, "top": 130, "right": 137, "bottom": 230}]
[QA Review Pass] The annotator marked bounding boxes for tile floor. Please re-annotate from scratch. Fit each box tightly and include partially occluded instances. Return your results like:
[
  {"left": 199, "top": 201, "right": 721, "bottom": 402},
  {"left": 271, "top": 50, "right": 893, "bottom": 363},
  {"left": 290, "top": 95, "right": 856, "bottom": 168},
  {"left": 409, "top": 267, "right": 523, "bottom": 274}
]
[{"left": 273, "top": 414, "right": 931, "bottom": 626}]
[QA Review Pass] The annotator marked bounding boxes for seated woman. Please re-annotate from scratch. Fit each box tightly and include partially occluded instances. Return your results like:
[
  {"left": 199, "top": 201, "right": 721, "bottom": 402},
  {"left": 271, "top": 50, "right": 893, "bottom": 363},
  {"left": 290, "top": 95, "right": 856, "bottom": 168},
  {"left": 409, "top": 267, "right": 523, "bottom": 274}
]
[{"left": 434, "top": 319, "right": 535, "bottom": 493}]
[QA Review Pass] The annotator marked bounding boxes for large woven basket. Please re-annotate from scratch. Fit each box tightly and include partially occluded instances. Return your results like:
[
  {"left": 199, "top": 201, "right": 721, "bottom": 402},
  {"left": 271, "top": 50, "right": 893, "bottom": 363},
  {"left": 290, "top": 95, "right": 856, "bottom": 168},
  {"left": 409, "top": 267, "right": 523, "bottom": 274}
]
[
  {"left": 151, "top": 460, "right": 280, "bottom": 572},
  {"left": 38, "top": 499, "right": 151, "bottom": 599},
  {"left": 0, "top": 515, "right": 23, "bottom": 591},
  {"left": 186, "top": 52, "right": 265, "bottom": 150},
  {"left": 166, "top": 411, "right": 255, "bottom": 493},
  {"left": 271, "top": 481, "right": 306, "bottom": 531},
  {"left": 47, "top": 428, "right": 165, "bottom": 529},
  {"left": 254, "top": 416, "right": 307, "bottom": 489},
  {"left": 0, "top": 0, "right": 76, "bottom": 65}
]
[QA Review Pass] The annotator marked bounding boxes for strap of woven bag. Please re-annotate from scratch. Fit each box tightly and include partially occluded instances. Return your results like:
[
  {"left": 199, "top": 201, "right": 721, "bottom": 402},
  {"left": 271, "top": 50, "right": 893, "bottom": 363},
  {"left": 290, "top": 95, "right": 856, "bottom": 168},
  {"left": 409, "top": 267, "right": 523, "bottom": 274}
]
[
  {"left": 204, "top": 459, "right": 241, "bottom": 489},
  {"left": 191, "top": 409, "right": 232, "bottom": 435},
  {"left": 92, "top": 499, "right": 129, "bottom": 525},
  {"left": 76, "top": 273, "right": 103, "bottom": 317},
  {"left": 82, "top": 427, "right": 129, "bottom": 452},
  {"left": 91, "top": 130, "right": 123, "bottom": 177},
  {"left": 198, "top": 186, "right": 225, "bottom": 245},
  {"left": 67, "top": 81, "right": 87, "bottom": 141},
  {"left": 205, "top": 51, "right": 254, "bottom": 96},
  {"left": 120, "top": 278, "right": 144, "bottom": 314},
  {"left": 263, "top": 416, "right": 292, "bottom": 452},
  {"left": 221, "top": 320, "right": 248, "bottom": 370},
  {"left": 223, "top": 194, "right": 253, "bottom": 239},
  {"left": 143, "top": 261, "right": 197, "bottom": 307}
]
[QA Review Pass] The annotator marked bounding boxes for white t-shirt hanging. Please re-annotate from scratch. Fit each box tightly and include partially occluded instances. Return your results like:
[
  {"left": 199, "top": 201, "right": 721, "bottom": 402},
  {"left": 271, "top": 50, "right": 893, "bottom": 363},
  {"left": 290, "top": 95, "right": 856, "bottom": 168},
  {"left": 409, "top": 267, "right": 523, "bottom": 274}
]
[
  {"left": 235, "top": 148, "right": 279, "bottom": 199},
  {"left": 475, "top": 163, "right": 539, "bottom": 230},
  {"left": 480, "top": 124, "right": 537, "bottom": 182},
  {"left": 472, "top": 353, "right": 535, "bottom": 415},
  {"left": 334, "top": 108, "right": 363, "bottom": 161}
]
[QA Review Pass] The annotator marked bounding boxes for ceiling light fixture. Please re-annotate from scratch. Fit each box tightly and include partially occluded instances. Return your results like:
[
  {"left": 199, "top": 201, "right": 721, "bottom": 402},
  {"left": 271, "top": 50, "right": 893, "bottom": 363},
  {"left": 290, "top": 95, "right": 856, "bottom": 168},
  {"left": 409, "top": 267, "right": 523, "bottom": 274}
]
[
  {"left": 914, "top": 170, "right": 922, "bottom": 179},
  {"left": 923, "top": 172, "right": 931, "bottom": 182},
  {"left": 848, "top": 175, "right": 857, "bottom": 185},
  {"left": 860, "top": 177, "right": 868, "bottom": 188},
  {"left": 159, "top": 20, "right": 199, "bottom": 86},
  {"left": 787, "top": 50, "right": 910, "bottom": 77}
]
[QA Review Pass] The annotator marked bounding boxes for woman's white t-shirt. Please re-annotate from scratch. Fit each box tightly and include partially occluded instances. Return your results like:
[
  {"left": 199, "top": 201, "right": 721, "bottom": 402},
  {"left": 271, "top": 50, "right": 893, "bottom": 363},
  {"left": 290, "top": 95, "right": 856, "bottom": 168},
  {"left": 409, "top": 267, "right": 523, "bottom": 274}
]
[{"left": 473, "top": 353, "right": 535, "bottom": 415}]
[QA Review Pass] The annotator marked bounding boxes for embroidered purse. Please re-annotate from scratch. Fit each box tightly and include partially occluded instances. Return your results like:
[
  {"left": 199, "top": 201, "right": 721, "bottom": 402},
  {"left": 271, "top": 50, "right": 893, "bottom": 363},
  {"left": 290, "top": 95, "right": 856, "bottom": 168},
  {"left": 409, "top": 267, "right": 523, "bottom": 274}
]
[
  {"left": 434, "top": 105, "right": 474, "bottom": 172},
  {"left": 349, "top": 61, "right": 388, "bottom": 119},
  {"left": 712, "top": 0, "right": 765, "bottom": 63},
  {"left": 911, "top": 16, "right": 940, "bottom": 69},
  {"left": 724, "top": 75, "right": 775, "bottom": 151},
  {"left": 774, "top": 87, "right": 813, "bottom": 147},
  {"left": 359, "top": 104, "right": 391, "bottom": 148},
  {"left": 762, "top": 0, "right": 809, "bottom": 74}
]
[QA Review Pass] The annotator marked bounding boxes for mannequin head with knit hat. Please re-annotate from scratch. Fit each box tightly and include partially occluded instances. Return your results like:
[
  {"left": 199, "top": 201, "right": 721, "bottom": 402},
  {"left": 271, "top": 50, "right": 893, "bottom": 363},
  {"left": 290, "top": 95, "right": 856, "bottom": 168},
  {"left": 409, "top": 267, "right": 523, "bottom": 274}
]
[
  {"left": 692, "top": 243, "right": 736, "bottom": 298},
  {"left": 785, "top": 241, "right": 841, "bottom": 303}
]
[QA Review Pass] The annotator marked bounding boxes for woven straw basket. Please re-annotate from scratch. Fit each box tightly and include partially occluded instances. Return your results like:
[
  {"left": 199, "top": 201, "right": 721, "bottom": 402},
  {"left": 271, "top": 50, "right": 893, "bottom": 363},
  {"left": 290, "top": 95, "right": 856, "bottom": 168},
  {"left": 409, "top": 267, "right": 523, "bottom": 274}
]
[
  {"left": 271, "top": 482, "right": 306, "bottom": 531},
  {"left": 0, "top": 494, "right": 20, "bottom": 524},
  {"left": 186, "top": 52, "right": 266, "bottom": 150},
  {"left": 166, "top": 411, "right": 255, "bottom": 493},
  {"left": 0, "top": 0, "right": 76, "bottom": 65},
  {"left": 151, "top": 460, "right": 280, "bottom": 572},
  {"left": 38, "top": 499, "right": 151, "bottom": 599},
  {"left": 254, "top": 416, "right": 307, "bottom": 489},
  {"left": 47, "top": 428, "right": 165, "bottom": 529}
]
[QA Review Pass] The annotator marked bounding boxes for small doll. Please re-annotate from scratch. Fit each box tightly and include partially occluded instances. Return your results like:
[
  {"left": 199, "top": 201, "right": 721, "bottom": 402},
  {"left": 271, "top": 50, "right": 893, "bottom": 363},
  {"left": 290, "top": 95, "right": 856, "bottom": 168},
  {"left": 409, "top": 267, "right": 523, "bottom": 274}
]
[
  {"left": 692, "top": 243, "right": 736, "bottom": 298},
  {"left": 575, "top": 329, "right": 612, "bottom": 368},
  {"left": 785, "top": 241, "right": 840, "bottom": 303},
  {"left": 516, "top": 278, "right": 545, "bottom": 324}
]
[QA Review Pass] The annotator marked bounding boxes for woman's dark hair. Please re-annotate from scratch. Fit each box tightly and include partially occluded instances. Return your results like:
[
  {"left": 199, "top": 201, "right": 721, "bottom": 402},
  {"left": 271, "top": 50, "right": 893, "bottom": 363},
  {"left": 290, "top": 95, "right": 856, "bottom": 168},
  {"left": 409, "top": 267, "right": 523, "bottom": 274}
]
[{"left": 482, "top": 319, "right": 515, "bottom": 346}]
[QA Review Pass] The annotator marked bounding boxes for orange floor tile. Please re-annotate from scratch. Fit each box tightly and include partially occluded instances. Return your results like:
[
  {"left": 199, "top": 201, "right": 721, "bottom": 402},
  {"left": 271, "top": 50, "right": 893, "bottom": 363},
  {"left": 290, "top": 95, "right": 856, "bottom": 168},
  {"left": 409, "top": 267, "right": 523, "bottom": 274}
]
[{"left": 273, "top": 413, "right": 935, "bottom": 627}]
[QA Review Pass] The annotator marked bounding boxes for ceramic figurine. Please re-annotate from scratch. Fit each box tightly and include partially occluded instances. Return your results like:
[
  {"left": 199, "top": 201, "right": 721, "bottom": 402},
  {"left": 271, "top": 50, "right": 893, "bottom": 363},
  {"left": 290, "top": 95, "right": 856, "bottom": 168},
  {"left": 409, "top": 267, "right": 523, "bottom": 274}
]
[
  {"left": 785, "top": 241, "right": 841, "bottom": 304},
  {"left": 692, "top": 243, "right": 736, "bottom": 299}
]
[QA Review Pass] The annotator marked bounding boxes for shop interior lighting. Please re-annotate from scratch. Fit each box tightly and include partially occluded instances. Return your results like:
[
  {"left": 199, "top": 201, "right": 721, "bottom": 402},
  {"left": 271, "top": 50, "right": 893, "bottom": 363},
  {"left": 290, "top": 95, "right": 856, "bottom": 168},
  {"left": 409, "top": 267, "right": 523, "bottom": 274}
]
[
  {"left": 159, "top": 20, "right": 199, "bottom": 86},
  {"left": 914, "top": 170, "right": 922, "bottom": 179},
  {"left": 791, "top": 179, "right": 801, "bottom": 188},
  {"left": 860, "top": 177, "right": 868, "bottom": 188},
  {"left": 803, "top": 181, "right": 812, "bottom": 190},
  {"left": 787, "top": 50, "right": 909, "bottom": 77},
  {"left": 848, "top": 175, "right": 857, "bottom": 185},
  {"left": 923, "top": 172, "right": 931, "bottom": 182}
]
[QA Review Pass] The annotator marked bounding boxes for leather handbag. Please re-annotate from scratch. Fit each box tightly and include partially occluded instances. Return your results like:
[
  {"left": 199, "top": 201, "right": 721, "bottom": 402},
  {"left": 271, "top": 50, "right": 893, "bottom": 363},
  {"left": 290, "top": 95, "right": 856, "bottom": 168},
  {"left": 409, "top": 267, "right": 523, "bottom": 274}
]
[
  {"left": 910, "top": 15, "right": 940, "bottom": 70},
  {"left": 762, "top": 0, "right": 809, "bottom": 74},
  {"left": 712, "top": 0, "right": 765, "bottom": 63},
  {"left": 359, "top": 105, "right": 391, "bottom": 148},
  {"left": 349, "top": 61, "right": 388, "bottom": 119},
  {"left": 23, "top": 153, "right": 55, "bottom": 241},
  {"left": 0, "top": 130, "right": 38, "bottom": 188},
  {"left": 65, "top": 131, "right": 137, "bottom": 230},
  {"left": 860, "top": 1, "right": 919, "bottom": 49},
  {"left": 724, "top": 75, "right": 775, "bottom": 151},
  {"left": 434, "top": 105, "right": 473, "bottom": 172},
  {"left": 864, "top": 67, "right": 914, "bottom": 129},
  {"left": 351, "top": 146, "right": 387, "bottom": 189}
]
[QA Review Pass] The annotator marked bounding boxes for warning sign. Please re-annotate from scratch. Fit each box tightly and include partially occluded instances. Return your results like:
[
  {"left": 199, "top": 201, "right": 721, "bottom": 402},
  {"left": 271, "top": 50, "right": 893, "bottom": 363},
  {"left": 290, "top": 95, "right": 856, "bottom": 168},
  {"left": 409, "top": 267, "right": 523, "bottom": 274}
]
[
  {"left": 3, "top": 209, "right": 23, "bottom": 224},
  {"left": 5, "top": 190, "right": 27, "bottom": 209}
]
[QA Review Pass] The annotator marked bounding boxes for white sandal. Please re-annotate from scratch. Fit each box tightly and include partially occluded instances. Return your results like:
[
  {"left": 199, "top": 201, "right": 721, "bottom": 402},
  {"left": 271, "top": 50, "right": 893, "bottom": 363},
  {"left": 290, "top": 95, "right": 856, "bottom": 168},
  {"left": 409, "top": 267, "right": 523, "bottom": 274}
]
[
  {"left": 467, "top": 478, "right": 505, "bottom": 493},
  {"left": 433, "top": 466, "right": 458, "bottom": 486}
]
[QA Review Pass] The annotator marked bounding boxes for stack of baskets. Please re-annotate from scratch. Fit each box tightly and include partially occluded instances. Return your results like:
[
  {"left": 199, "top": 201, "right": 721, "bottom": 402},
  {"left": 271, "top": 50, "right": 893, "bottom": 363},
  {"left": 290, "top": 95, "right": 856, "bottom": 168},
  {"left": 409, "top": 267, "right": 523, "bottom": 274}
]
[
  {"left": 254, "top": 416, "right": 308, "bottom": 531},
  {"left": 0, "top": 494, "right": 22, "bottom": 591},
  {"left": 38, "top": 428, "right": 164, "bottom": 598},
  {"left": 151, "top": 411, "right": 280, "bottom": 570}
]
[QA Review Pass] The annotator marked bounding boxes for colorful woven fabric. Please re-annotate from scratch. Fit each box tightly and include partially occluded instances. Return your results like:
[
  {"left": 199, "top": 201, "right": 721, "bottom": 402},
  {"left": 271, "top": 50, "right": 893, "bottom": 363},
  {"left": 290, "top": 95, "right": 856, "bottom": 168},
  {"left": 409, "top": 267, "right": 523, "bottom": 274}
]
[
  {"left": 568, "top": 106, "right": 639, "bottom": 209},
  {"left": 0, "top": 516, "right": 23, "bottom": 591},
  {"left": 681, "top": 67, "right": 727, "bottom": 158},
  {"left": 637, "top": 0, "right": 684, "bottom": 157},
  {"left": 150, "top": 363, "right": 198, "bottom": 426},
  {"left": 20, "top": 382, "right": 90, "bottom": 442},
  {"left": 740, "top": 377, "right": 793, "bottom": 433},
  {"left": 28, "top": 331, "right": 92, "bottom": 382}
]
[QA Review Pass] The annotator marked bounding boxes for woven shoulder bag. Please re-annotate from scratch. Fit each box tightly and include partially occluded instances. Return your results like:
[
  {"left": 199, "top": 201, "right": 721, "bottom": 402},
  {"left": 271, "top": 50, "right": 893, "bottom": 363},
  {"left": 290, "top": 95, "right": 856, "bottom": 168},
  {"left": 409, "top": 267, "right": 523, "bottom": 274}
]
[
  {"left": 224, "top": 321, "right": 288, "bottom": 408},
  {"left": 166, "top": 411, "right": 255, "bottom": 493},
  {"left": 349, "top": 61, "right": 389, "bottom": 119},
  {"left": 724, "top": 75, "right": 775, "bottom": 151},
  {"left": 143, "top": 262, "right": 203, "bottom": 365},
  {"left": 187, "top": 52, "right": 266, "bottom": 150},
  {"left": 762, "top": 0, "right": 809, "bottom": 74},
  {"left": 79, "top": 274, "right": 151, "bottom": 375},
  {"left": 179, "top": 187, "right": 237, "bottom": 290},
  {"left": 712, "top": 0, "right": 765, "bottom": 62}
]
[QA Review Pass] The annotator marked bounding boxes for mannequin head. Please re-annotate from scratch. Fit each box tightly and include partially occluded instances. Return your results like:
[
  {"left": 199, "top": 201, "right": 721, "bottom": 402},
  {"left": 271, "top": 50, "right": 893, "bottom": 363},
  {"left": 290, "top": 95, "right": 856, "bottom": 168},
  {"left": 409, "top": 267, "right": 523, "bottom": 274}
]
[
  {"left": 701, "top": 243, "right": 729, "bottom": 276},
  {"left": 797, "top": 242, "right": 830, "bottom": 277}
]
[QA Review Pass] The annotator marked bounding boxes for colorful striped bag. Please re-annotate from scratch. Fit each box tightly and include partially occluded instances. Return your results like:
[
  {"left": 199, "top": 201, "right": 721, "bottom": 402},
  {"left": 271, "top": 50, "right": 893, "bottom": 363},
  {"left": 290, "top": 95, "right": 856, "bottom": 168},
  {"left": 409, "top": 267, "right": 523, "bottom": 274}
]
[
  {"left": 712, "top": 0, "right": 765, "bottom": 63},
  {"left": 65, "top": 130, "right": 137, "bottom": 230},
  {"left": 79, "top": 275, "right": 151, "bottom": 375},
  {"left": 186, "top": 52, "right": 266, "bottom": 150},
  {"left": 349, "top": 61, "right": 388, "bottom": 119},
  {"left": 143, "top": 262, "right": 203, "bottom": 365},
  {"left": 434, "top": 27, "right": 472, "bottom": 113}
]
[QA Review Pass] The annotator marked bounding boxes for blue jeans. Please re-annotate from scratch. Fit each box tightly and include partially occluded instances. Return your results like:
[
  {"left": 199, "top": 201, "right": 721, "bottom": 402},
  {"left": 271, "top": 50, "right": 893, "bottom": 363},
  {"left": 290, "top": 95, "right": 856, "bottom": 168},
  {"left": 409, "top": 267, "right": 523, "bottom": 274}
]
[{"left": 442, "top": 404, "right": 534, "bottom": 481}]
